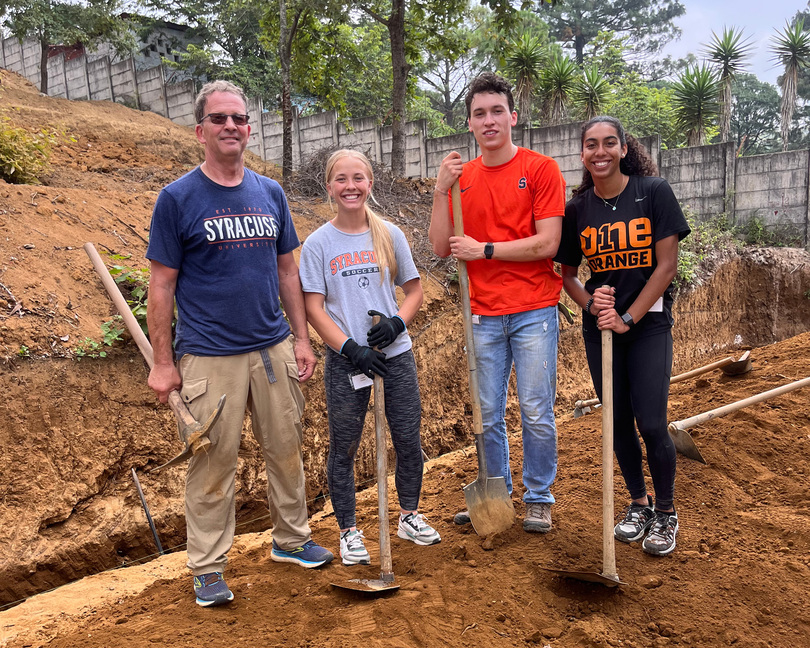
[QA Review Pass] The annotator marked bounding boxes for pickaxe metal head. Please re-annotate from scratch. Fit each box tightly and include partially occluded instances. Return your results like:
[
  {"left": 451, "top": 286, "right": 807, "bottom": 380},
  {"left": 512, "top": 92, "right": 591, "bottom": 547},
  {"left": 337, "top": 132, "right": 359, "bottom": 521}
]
[{"left": 150, "top": 393, "right": 227, "bottom": 472}]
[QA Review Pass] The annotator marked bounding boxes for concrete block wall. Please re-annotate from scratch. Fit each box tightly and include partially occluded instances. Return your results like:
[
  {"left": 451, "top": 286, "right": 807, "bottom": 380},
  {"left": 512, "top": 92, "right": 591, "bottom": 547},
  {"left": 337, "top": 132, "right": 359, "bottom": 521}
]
[
  {"left": 735, "top": 149, "right": 809, "bottom": 242},
  {"left": 1, "top": 33, "right": 809, "bottom": 245}
]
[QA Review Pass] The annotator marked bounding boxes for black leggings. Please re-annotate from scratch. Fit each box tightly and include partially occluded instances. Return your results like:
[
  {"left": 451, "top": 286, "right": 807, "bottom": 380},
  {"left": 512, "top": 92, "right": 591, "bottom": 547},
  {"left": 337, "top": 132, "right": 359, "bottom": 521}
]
[
  {"left": 324, "top": 347, "right": 423, "bottom": 530},
  {"left": 584, "top": 329, "right": 676, "bottom": 510}
]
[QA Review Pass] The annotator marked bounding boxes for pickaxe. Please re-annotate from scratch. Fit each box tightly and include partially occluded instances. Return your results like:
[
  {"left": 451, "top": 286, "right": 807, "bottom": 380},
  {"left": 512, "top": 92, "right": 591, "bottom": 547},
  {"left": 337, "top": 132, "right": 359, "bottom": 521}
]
[
  {"left": 572, "top": 356, "right": 737, "bottom": 418},
  {"left": 84, "top": 243, "right": 226, "bottom": 472}
]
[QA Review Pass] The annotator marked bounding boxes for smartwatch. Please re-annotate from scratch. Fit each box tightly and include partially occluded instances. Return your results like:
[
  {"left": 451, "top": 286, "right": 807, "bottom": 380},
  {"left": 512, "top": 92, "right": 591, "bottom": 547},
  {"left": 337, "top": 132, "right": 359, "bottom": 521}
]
[
  {"left": 621, "top": 312, "right": 634, "bottom": 328},
  {"left": 484, "top": 242, "right": 494, "bottom": 259}
]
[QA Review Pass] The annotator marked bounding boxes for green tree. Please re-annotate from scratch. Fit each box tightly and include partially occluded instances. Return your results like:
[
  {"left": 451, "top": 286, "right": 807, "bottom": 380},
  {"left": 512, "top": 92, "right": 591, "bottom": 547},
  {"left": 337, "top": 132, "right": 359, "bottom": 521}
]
[
  {"left": 730, "top": 73, "right": 780, "bottom": 155},
  {"left": 504, "top": 33, "right": 546, "bottom": 126},
  {"left": 538, "top": 0, "right": 685, "bottom": 65},
  {"left": 703, "top": 26, "right": 753, "bottom": 144},
  {"left": 605, "top": 72, "right": 679, "bottom": 147},
  {"left": 0, "top": 0, "right": 134, "bottom": 95},
  {"left": 572, "top": 65, "right": 610, "bottom": 121},
  {"left": 671, "top": 63, "right": 720, "bottom": 147},
  {"left": 539, "top": 49, "right": 578, "bottom": 125},
  {"left": 771, "top": 18, "right": 810, "bottom": 151}
]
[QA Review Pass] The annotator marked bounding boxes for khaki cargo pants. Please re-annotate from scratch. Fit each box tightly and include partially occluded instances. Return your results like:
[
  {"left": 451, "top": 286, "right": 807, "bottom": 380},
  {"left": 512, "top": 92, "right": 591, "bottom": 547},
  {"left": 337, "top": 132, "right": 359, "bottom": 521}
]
[{"left": 177, "top": 336, "right": 311, "bottom": 576}]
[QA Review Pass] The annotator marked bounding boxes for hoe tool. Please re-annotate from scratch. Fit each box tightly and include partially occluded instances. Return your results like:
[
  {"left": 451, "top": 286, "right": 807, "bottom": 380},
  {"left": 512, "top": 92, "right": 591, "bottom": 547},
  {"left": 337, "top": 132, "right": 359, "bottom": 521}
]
[
  {"left": 332, "top": 316, "right": 399, "bottom": 595},
  {"left": 573, "top": 356, "right": 736, "bottom": 418},
  {"left": 451, "top": 183, "right": 515, "bottom": 537},
  {"left": 669, "top": 373, "right": 810, "bottom": 464},
  {"left": 84, "top": 242, "right": 226, "bottom": 472}
]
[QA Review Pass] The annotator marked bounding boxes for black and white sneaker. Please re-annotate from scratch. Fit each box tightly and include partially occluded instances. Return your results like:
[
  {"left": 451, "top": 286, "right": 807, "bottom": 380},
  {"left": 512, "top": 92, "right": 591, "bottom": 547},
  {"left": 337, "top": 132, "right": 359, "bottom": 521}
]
[
  {"left": 614, "top": 495, "right": 655, "bottom": 543},
  {"left": 642, "top": 510, "right": 679, "bottom": 556}
]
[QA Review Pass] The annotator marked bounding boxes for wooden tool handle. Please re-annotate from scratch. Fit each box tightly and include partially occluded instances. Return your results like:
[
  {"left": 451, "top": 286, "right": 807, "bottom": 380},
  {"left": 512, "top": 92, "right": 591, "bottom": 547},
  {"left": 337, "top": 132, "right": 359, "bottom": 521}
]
[
  {"left": 450, "top": 182, "right": 488, "bottom": 480},
  {"left": 371, "top": 316, "right": 394, "bottom": 581},
  {"left": 601, "top": 308, "right": 618, "bottom": 580}
]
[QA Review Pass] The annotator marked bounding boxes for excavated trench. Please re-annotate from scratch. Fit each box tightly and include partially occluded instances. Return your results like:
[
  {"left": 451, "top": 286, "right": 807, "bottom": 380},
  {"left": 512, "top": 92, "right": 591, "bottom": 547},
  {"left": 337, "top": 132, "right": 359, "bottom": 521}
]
[{"left": 2, "top": 247, "right": 809, "bottom": 607}]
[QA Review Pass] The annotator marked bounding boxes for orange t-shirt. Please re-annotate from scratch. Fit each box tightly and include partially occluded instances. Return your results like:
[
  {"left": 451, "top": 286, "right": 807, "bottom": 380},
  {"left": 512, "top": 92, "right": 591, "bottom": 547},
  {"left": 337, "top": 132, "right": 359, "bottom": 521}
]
[{"left": 451, "top": 147, "right": 565, "bottom": 315}]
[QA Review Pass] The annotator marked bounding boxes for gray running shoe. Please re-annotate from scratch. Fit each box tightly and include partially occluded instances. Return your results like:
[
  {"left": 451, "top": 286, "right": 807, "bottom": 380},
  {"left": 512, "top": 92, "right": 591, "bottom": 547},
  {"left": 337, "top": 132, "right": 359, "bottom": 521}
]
[
  {"left": 642, "top": 510, "right": 679, "bottom": 556},
  {"left": 340, "top": 529, "right": 371, "bottom": 566},
  {"left": 614, "top": 496, "right": 656, "bottom": 543},
  {"left": 523, "top": 502, "right": 552, "bottom": 533},
  {"left": 397, "top": 513, "right": 441, "bottom": 545}
]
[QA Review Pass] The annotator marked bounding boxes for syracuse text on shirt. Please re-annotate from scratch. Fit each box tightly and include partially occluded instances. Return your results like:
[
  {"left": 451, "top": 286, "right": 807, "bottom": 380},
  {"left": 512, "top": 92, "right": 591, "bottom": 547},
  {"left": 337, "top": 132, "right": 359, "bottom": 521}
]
[
  {"left": 580, "top": 217, "right": 653, "bottom": 272},
  {"left": 204, "top": 207, "right": 281, "bottom": 248},
  {"left": 329, "top": 250, "right": 378, "bottom": 276}
]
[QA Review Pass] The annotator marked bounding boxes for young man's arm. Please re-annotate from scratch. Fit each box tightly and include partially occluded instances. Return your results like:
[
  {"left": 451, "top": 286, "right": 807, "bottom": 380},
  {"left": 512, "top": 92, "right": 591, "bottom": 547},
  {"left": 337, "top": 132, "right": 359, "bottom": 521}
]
[
  {"left": 429, "top": 152, "right": 464, "bottom": 258},
  {"left": 278, "top": 251, "right": 317, "bottom": 382},
  {"left": 449, "top": 216, "right": 562, "bottom": 262}
]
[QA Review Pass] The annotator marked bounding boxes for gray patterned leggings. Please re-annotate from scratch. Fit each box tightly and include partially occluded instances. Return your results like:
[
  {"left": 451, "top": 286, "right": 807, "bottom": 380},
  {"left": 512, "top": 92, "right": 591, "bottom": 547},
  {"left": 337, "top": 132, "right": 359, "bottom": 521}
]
[{"left": 325, "top": 347, "right": 423, "bottom": 530}]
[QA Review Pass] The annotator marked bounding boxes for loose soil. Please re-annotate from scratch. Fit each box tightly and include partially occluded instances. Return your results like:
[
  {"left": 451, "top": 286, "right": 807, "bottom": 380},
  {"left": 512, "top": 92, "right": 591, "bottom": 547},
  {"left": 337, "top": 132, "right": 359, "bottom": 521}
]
[{"left": 1, "top": 70, "right": 810, "bottom": 648}]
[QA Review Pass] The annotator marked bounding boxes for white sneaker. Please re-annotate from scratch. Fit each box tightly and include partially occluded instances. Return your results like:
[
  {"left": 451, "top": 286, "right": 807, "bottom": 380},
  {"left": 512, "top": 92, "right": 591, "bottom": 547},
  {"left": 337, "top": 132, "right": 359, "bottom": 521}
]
[
  {"left": 340, "top": 529, "right": 371, "bottom": 566},
  {"left": 397, "top": 513, "right": 441, "bottom": 546}
]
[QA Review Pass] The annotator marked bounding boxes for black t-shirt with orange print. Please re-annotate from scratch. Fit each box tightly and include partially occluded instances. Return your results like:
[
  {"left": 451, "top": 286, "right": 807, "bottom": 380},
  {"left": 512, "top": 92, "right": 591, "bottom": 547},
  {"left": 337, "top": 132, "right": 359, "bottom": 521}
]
[{"left": 555, "top": 175, "right": 690, "bottom": 343}]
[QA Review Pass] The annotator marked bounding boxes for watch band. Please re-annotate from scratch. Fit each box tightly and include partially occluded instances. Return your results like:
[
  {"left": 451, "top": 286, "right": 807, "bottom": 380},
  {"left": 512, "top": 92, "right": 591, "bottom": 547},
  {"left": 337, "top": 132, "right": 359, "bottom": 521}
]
[
  {"left": 621, "top": 312, "right": 634, "bottom": 327},
  {"left": 484, "top": 242, "right": 494, "bottom": 259}
]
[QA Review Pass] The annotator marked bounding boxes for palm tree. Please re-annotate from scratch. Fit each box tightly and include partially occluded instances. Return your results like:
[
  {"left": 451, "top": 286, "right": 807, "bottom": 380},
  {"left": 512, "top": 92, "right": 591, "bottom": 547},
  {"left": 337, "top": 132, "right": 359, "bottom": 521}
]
[
  {"left": 671, "top": 64, "right": 721, "bottom": 147},
  {"left": 504, "top": 33, "right": 546, "bottom": 127},
  {"left": 770, "top": 19, "right": 810, "bottom": 151},
  {"left": 703, "top": 26, "right": 754, "bottom": 144},
  {"left": 539, "top": 50, "right": 579, "bottom": 125},
  {"left": 572, "top": 65, "right": 610, "bottom": 121}
]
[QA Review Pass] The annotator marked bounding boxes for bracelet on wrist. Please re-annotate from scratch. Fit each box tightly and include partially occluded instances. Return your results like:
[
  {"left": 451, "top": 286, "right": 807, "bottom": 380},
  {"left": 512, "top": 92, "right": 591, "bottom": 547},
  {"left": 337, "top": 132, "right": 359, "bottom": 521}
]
[{"left": 584, "top": 297, "right": 594, "bottom": 315}]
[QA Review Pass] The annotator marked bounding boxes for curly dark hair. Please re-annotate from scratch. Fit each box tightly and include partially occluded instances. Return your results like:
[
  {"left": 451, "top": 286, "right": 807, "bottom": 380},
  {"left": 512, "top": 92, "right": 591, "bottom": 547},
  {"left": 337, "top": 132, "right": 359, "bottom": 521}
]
[
  {"left": 572, "top": 116, "right": 658, "bottom": 197},
  {"left": 464, "top": 72, "right": 514, "bottom": 118}
]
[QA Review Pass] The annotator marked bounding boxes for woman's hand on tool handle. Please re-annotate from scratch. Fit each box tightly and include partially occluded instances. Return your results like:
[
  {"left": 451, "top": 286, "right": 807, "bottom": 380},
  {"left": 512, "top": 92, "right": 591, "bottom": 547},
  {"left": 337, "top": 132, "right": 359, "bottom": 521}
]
[{"left": 594, "top": 286, "right": 630, "bottom": 334}]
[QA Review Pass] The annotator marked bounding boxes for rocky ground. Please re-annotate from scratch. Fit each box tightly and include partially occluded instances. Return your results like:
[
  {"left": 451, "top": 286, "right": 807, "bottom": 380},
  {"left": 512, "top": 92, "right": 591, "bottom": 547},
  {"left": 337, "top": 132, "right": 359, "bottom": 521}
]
[{"left": 1, "top": 69, "right": 809, "bottom": 648}]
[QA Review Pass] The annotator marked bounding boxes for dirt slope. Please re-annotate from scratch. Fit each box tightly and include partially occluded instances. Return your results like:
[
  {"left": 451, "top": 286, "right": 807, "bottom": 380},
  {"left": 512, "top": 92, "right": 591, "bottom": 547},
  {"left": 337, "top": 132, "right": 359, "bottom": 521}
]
[{"left": 1, "top": 69, "right": 810, "bottom": 648}]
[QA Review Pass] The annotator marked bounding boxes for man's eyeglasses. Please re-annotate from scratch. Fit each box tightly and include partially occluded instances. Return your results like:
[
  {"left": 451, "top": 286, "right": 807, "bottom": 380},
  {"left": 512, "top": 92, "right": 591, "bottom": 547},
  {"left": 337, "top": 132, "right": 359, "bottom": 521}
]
[{"left": 199, "top": 113, "right": 250, "bottom": 126}]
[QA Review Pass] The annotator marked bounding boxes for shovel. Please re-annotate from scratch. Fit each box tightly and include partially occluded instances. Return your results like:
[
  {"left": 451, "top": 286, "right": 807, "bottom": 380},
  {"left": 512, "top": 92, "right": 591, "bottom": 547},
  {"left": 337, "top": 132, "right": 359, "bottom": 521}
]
[
  {"left": 547, "top": 323, "right": 623, "bottom": 586},
  {"left": 331, "top": 316, "right": 399, "bottom": 595},
  {"left": 450, "top": 182, "right": 515, "bottom": 537},
  {"left": 84, "top": 242, "right": 225, "bottom": 471},
  {"left": 573, "top": 356, "right": 736, "bottom": 418},
  {"left": 668, "top": 373, "right": 810, "bottom": 465}
]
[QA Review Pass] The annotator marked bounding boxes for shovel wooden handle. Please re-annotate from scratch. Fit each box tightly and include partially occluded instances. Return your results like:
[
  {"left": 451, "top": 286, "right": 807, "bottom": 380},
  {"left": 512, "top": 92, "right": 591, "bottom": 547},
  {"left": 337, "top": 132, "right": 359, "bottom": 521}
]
[
  {"left": 670, "top": 375, "right": 810, "bottom": 432},
  {"left": 450, "top": 182, "right": 488, "bottom": 479}
]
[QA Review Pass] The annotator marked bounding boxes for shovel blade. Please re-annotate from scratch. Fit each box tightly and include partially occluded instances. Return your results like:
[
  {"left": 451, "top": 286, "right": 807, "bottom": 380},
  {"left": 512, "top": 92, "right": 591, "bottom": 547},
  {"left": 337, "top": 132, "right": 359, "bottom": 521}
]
[
  {"left": 331, "top": 579, "right": 400, "bottom": 595},
  {"left": 668, "top": 426, "right": 707, "bottom": 464},
  {"left": 464, "top": 476, "right": 515, "bottom": 536},
  {"left": 542, "top": 567, "right": 624, "bottom": 587}
]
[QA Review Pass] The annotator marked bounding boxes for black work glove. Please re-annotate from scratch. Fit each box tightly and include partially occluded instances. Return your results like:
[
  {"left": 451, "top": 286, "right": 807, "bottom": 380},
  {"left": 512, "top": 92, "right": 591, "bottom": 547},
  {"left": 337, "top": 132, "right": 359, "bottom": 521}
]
[
  {"left": 341, "top": 338, "right": 388, "bottom": 379},
  {"left": 366, "top": 309, "right": 406, "bottom": 349}
]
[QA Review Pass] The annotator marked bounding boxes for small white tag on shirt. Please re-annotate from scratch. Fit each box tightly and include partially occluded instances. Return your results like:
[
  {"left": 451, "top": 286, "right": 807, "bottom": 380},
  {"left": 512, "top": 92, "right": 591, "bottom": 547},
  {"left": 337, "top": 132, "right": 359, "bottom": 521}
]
[
  {"left": 649, "top": 296, "right": 664, "bottom": 312},
  {"left": 472, "top": 314, "right": 481, "bottom": 324},
  {"left": 349, "top": 371, "right": 373, "bottom": 390}
]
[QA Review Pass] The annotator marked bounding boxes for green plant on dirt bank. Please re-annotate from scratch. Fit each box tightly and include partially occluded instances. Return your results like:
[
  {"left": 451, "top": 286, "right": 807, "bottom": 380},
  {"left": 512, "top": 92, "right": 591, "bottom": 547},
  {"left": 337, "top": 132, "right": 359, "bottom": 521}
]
[
  {"left": 676, "top": 206, "right": 741, "bottom": 289},
  {"left": 74, "top": 337, "right": 108, "bottom": 359},
  {"left": 0, "top": 115, "right": 62, "bottom": 184},
  {"left": 107, "top": 260, "right": 150, "bottom": 335}
]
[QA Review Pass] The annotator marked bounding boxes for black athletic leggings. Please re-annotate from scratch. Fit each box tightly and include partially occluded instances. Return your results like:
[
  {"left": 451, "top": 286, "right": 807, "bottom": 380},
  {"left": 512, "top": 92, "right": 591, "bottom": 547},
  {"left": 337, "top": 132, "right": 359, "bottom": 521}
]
[
  {"left": 324, "top": 347, "right": 423, "bottom": 530},
  {"left": 584, "top": 328, "right": 676, "bottom": 510}
]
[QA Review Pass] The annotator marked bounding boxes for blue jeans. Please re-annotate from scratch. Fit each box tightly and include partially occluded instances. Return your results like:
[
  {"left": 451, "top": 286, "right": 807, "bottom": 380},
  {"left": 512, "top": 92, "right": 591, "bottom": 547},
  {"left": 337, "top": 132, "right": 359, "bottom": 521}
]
[{"left": 472, "top": 306, "right": 558, "bottom": 504}]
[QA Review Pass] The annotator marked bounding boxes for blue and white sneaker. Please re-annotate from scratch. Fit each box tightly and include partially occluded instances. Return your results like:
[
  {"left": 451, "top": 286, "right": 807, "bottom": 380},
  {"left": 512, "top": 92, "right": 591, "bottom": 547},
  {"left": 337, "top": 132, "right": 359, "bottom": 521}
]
[
  {"left": 193, "top": 572, "right": 234, "bottom": 607},
  {"left": 271, "top": 539, "right": 334, "bottom": 568},
  {"left": 397, "top": 513, "right": 441, "bottom": 546},
  {"left": 340, "top": 529, "right": 371, "bottom": 566}
]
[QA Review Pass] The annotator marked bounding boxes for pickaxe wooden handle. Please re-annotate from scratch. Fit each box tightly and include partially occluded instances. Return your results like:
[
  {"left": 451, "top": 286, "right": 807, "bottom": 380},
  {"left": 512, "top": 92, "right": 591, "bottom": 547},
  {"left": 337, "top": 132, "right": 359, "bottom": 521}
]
[{"left": 84, "top": 243, "right": 225, "bottom": 471}]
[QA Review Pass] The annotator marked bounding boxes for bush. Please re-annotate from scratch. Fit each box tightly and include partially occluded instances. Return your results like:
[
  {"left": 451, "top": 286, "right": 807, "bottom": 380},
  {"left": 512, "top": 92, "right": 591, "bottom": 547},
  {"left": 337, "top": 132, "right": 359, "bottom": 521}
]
[{"left": 0, "top": 116, "right": 61, "bottom": 184}]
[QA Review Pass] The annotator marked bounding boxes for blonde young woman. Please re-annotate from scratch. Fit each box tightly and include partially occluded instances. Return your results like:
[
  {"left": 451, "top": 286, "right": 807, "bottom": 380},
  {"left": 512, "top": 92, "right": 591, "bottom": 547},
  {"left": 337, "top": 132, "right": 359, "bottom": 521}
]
[{"left": 299, "top": 149, "right": 440, "bottom": 566}]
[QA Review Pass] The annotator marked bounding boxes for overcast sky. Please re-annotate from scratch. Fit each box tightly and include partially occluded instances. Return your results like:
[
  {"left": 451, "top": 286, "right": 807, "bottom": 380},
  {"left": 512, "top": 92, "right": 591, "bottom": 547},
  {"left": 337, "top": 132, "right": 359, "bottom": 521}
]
[{"left": 658, "top": 0, "right": 810, "bottom": 85}]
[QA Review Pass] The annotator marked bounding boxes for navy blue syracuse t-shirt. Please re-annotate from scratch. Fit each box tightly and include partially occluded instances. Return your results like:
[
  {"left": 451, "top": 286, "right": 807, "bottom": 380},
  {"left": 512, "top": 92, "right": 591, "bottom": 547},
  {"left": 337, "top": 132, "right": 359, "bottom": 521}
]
[{"left": 146, "top": 167, "right": 300, "bottom": 357}]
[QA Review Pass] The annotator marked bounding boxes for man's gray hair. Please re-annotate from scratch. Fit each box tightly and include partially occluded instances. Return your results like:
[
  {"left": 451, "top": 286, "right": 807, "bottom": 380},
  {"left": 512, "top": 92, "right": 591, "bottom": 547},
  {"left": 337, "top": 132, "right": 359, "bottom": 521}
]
[{"left": 194, "top": 80, "right": 248, "bottom": 124}]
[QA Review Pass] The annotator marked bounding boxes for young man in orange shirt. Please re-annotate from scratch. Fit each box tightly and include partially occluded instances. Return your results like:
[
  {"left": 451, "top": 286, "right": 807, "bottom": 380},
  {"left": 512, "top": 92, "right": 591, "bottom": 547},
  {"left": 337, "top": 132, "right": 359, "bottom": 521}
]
[{"left": 429, "top": 72, "right": 565, "bottom": 532}]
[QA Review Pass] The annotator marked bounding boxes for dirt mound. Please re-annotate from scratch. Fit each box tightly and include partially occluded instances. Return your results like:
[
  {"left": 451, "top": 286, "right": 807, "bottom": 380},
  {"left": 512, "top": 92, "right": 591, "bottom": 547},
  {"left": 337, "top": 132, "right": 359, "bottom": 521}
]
[{"left": 1, "top": 69, "right": 810, "bottom": 648}]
